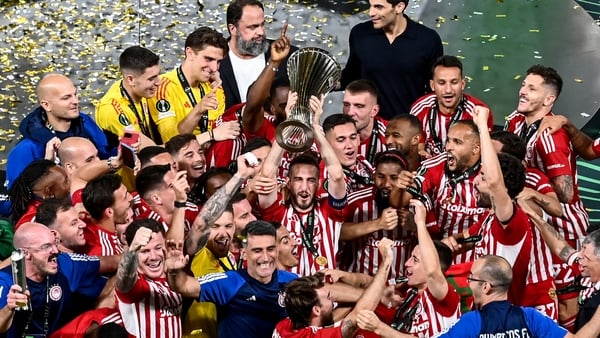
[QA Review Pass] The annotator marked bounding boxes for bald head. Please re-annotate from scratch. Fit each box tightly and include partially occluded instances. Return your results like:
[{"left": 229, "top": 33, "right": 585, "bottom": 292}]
[
  {"left": 37, "top": 74, "right": 73, "bottom": 100},
  {"left": 14, "top": 222, "right": 53, "bottom": 249},
  {"left": 58, "top": 137, "right": 99, "bottom": 173},
  {"left": 478, "top": 255, "right": 512, "bottom": 293}
]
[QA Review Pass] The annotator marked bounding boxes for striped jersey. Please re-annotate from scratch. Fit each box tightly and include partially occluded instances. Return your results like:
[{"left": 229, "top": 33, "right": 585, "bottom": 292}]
[
  {"left": 409, "top": 286, "right": 461, "bottom": 337},
  {"left": 504, "top": 111, "right": 589, "bottom": 245},
  {"left": 358, "top": 117, "right": 388, "bottom": 165},
  {"left": 410, "top": 93, "right": 493, "bottom": 156},
  {"left": 116, "top": 274, "right": 182, "bottom": 338},
  {"left": 524, "top": 168, "right": 556, "bottom": 285},
  {"left": 343, "top": 186, "right": 415, "bottom": 277},
  {"left": 469, "top": 208, "right": 533, "bottom": 305},
  {"left": 260, "top": 196, "right": 344, "bottom": 276},
  {"left": 414, "top": 153, "right": 487, "bottom": 263},
  {"left": 82, "top": 221, "right": 123, "bottom": 256}
]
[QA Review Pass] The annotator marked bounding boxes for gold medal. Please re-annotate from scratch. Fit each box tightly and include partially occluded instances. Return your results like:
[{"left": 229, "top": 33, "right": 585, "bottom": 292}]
[{"left": 315, "top": 256, "right": 328, "bottom": 266}]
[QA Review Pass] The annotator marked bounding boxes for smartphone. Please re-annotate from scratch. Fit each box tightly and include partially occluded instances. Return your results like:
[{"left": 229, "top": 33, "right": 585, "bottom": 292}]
[
  {"left": 120, "top": 131, "right": 139, "bottom": 170},
  {"left": 121, "top": 131, "right": 140, "bottom": 146},
  {"left": 120, "top": 143, "right": 136, "bottom": 170}
]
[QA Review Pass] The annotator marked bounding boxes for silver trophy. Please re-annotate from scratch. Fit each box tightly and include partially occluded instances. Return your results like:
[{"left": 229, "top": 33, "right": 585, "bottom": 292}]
[
  {"left": 11, "top": 249, "right": 30, "bottom": 311},
  {"left": 275, "top": 47, "right": 342, "bottom": 153}
]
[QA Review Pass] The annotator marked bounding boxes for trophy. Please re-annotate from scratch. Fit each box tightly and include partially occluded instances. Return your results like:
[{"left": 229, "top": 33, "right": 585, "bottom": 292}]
[
  {"left": 275, "top": 47, "right": 342, "bottom": 153},
  {"left": 11, "top": 249, "right": 30, "bottom": 311}
]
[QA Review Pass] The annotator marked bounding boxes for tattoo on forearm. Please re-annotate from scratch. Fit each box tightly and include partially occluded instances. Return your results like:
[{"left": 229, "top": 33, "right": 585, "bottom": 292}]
[
  {"left": 341, "top": 319, "right": 357, "bottom": 338},
  {"left": 116, "top": 251, "right": 139, "bottom": 292},
  {"left": 554, "top": 176, "right": 574, "bottom": 203},
  {"left": 538, "top": 217, "right": 574, "bottom": 261},
  {"left": 199, "top": 175, "right": 244, "bottom": 231},
  {"left": 559, "top": 245, "right": 575, "bottom": 262}
]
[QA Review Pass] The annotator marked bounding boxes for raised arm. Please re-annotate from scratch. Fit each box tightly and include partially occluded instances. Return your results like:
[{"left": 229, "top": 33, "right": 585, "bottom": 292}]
[
  {"left": 517, "top": 198, "right": 575, "bottom": 263},
  {"left": 411, "top": 199, "right": 448, "bottom": 300},
  {"left": 474, "top": 106, "right": 514, "bottom": 223},
  {"left": 115, "top": 226, "right": 153, "bottom": 294},
  {"left": 310, "top": 95, "right": 346, "bottom": 200},
  {"left": 185, "top": 154, "right": 256, "bottom": 255},
  {"left": 243, "top": 24, "right": 290, "bottom": 133},
  {"left": 165, "top": 240, "right": 200, "bottom": 298},
  {"left": 341, "top": 238, "right": 394, "bottom": 338},
  {"left": 166, "top": 170, "right": 189, "bottom": 243}
]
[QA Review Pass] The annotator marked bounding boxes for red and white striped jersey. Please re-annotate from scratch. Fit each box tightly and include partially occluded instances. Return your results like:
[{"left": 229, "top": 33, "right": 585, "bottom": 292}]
[
  {"left": 358, "top": 117, "right": 388, "bottom": 165},
  {"left": 318, "top": 155, "right": 374, "bottom": 199},
  {"left": 414, "top": 153, "right": 487, "bottom": 263},
  {"left": 505, "top": 111, "right": 589, "bottom": 245},
  {"left": 410, "top": 93, "right": 493, "bottom": 156},
  {"left": 116, "top": 274, "right": 182, "bottom": 338},
  {"left": 205, "top": 106, "right": 246, "bottom": 168},
  {"left": 132, "top": 194, "right": 199, "bottom": 237},
  {"left": 409, "top": 285, "right": 461, "bottom": 337},
  {"left": 524, "top": 168, "right": 555, "bottom": 285},
  {"left": 260, "top": 195, "right": 344, "bottom": 276},
  {"left": 470, "top": 208, "right": 533, "bottom": 305},
  {"left": 343, "top": 186, "right": 415, "bottom": 277},
  {"left": 82, "top": 221, "right": 123, "bottom": 256}
]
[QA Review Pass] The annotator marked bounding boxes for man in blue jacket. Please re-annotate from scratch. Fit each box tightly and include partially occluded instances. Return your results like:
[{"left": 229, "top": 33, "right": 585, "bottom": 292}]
[{"left": 3, "top": 74, "right": 115, "bottom": 215}]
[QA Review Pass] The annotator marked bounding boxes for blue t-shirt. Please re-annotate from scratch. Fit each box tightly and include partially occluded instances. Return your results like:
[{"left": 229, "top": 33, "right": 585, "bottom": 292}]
[
  {"left": 198, "top": 269, "right": 297, "bottom": 338},
  {"left": 0, "top": 253, "right": 107, "bottom": 338},
  {"left": 438, "top": 300, "right": 567, "bottom": 338}
]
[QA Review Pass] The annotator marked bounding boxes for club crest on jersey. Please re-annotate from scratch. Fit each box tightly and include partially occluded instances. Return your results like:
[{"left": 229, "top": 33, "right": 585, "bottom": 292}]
[
  {"left": 49, "top": 284, "right": 62, "bottom": 301},
  {"left": 278, "top": 290, "right": 286, "bottom": 307},
  {"left": 118, "top": 113, "right": 131, "bottom": 126},
  {"left": 155, "top": 99, "right": 171, "bottom": 113}
]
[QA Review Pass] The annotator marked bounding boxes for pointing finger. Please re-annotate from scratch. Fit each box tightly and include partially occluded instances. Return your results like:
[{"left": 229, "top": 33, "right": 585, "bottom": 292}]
[{"left": 281, "top": 22, "right": 288, "bottom": 37}]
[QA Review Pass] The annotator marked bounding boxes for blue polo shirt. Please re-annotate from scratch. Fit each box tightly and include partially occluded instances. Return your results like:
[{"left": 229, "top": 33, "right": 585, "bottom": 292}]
[
  {"left": 438, "top": 300, "right": 567, "bottom": 338},
  {"left": 198, "top": 269, "right": 297, "bottom": 338},
  {"left": 0, "top": 253, "right": 107, "bottom": 338}
]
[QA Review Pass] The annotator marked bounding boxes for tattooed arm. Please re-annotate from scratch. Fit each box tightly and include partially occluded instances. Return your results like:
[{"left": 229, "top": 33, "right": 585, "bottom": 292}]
[
  {"left": 116, "top": 227, "right": 153, "bottom": 294},
  {"left": 185, "top": 154, "right": 256, "bottom": 255},
  {"left": 518, "top": 199, "right": 575, "bottom": 262},
  {"left": 551, "top": 175, "right": 574, "bottom": 204}
]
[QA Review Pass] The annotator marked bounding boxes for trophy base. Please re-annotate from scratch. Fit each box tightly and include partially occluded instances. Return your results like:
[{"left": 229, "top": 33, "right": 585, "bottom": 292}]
[{"left": 275, "top": 120, "right": 314, "bottom": 153}]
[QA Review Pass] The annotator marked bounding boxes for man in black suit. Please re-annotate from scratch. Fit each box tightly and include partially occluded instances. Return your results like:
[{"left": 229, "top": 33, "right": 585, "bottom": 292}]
[{"left": 221, "top": 0, "right": 297, "bottom": 110}]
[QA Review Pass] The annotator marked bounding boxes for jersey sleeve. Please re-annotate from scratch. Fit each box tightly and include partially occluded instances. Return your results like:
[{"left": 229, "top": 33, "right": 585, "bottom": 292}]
[
  {"left": 426, "top": 281, "right": 461, "bottom": 316},
  {"left": 115, "top": 273, "right": 149, "bottom": 303},
  {"left": 58, "top": 253, "right": 107, "bottom": 298},
  {"left": 523, "top": 307, "right": 568, "bottom": 336},
  {"left": 490, "top": 206, "right": 530, "bottom": 246},
  {"left": 259, "top": 194, "right": 287, "bottom": 223},
  {"left": 197, "top": 271, "right": 245, "bottom": 305},
  {"left": 536, "top": 129, "right": 573, "bottom": 179},
  {"left": 149, "top": 78, "right": 186, "bottom": 143}
]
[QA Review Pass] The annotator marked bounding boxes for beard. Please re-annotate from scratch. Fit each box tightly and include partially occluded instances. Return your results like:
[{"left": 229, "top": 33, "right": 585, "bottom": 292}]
[
  {"left": 237, "top": 36, "right": 269, "bottom": 57},
  {"left": 375, "top": 190, "right": 391, "bottom": 211},
  {"left": 320, "top": 310, "right": 334, "bottom": 327}
]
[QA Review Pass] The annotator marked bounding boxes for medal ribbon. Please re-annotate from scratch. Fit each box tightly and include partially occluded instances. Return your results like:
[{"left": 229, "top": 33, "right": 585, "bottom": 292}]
[
  {"left": 176, "top": 66, "right": 209, "bottom": 132},
  {"left": 120, "top": 81, "right": 153, "bottom": 138},
  {"left": 296, "top": 208, "right": 320, "bottom": 258},
  {"left": 427, "top": 96, "right": 466, "bottom": 154}
]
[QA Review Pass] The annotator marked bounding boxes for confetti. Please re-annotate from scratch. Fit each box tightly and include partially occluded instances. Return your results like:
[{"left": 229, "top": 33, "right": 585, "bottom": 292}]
[{"left": 574, "top": 78, "right": 583, "bottom": 83}]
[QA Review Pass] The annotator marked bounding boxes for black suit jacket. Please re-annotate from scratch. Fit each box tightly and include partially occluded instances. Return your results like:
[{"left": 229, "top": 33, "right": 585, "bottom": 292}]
[{"left": 220, "top": 39, "right": 298, "bottom": 110}]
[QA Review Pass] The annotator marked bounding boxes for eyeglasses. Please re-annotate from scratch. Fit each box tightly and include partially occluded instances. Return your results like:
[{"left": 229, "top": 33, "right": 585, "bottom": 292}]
[
  {"left": 467, "top": 274, "right": 495, "bottom": 287},
  {"left": 23, "top": 239, "right": 60, "bottom": 253}
]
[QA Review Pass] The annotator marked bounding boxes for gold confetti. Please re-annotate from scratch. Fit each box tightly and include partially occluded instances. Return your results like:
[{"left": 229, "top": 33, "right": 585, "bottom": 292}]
[
  {"left": 529, "top": 29, "right": 540, "bottom": 33},
  {"left": 483, "top": 66, "right": 489, "bottom": 71},
  {"left": 574, "top": 78, "right": 583, "bottom": 83},
  {"left": 514, "top": 75, "right": 522, "bottom": 80}
]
